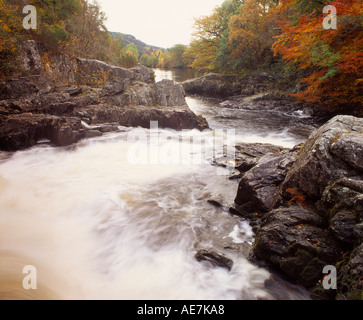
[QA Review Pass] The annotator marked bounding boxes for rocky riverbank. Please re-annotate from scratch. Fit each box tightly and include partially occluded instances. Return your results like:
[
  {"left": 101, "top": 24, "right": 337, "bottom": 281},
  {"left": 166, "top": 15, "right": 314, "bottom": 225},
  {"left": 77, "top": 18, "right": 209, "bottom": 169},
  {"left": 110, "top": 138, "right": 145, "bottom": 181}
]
[
  {"left": 182, "top": 73, "right": 362, "bottom": 119},
  {"left": 0, "top": 41, "right": 208, "bottom": 151},
  {"left": 225, "top": 115, "right": 363, "bottom": 300}
]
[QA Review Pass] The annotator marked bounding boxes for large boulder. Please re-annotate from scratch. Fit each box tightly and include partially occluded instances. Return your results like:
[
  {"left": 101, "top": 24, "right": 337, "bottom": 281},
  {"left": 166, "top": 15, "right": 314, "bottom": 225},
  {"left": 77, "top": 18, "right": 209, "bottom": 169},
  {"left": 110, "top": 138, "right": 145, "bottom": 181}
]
[
  {"left": 281, "top": 115, "right": 363, "bottom": 200},
  {"left": 0, "top": 53, "right": 209, "bottom": 151},
  {"left": 234, "top": 115, "right": 363, "bottom": 299},
  {"left": 154, "top": 79, "right": 187, "bottom": 107},
  {"left": 234, "top": 150, "right": 298, "bottom": 216}
]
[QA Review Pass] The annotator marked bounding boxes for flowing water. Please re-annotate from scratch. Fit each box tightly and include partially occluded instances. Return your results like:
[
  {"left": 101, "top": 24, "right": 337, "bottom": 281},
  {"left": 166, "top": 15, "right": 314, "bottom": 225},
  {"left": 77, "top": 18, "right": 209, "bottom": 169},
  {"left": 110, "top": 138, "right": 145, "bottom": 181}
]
[{"left": 0, "top": 69, "right": 316, "bottom": 300}]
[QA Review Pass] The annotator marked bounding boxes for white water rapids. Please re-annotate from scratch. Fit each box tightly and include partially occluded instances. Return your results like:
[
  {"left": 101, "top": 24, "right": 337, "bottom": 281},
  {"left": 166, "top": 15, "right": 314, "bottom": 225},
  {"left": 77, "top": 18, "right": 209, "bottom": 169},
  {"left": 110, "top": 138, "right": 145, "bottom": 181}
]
[{"left": 0, "top": 70, "right": 314, "bottom": 300}]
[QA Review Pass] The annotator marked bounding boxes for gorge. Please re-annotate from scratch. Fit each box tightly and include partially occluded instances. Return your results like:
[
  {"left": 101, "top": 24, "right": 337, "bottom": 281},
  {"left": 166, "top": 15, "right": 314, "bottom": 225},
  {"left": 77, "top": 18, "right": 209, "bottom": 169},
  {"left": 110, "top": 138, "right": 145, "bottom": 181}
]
[{"left": 0, "top": 47, "right": 362, "bottom": 300}]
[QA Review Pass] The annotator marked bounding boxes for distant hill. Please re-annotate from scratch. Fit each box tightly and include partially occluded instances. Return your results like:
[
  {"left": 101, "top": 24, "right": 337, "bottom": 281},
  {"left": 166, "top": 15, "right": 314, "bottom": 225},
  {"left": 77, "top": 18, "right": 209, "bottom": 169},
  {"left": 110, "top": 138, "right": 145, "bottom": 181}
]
[{"left": 109, "top": 32, "right": 164, "bottom": 55}]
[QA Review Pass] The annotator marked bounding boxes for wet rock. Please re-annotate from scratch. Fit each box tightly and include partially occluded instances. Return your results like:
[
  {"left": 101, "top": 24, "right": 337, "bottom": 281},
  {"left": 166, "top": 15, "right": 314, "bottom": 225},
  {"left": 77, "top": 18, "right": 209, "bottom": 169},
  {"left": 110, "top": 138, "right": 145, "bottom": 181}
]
[
  {"left": 253, "top": 205, "right": 342, "bottom": 288},
  {"left": 0, "top": 53, "right": 209, "bottom": 151},
  {"left": 84, "top": 129, "right": 103, "bottom": 138},
  {"left": 235, "top": 115, "right": 363, "bottom": 299},
  {"left": 234, "top": 151, "right": 297, "bottom": 214},
  {"left": 213, "top": 142, "right": 286, "bottom": 173},
  {"left": 98, "top": 123, "right": 119, "bottom": 133},
  {"left": 0, "top": 114, "right": 84, "bottom": 150},
  {"left": 330, "top": 211, "right": 358, "bottom": 246},
  {"left": 195, "top": 250, "right": 233, "bottom": 271},
  {"left": 317, "top": 178, "right": 363, "bottom": 247},
  {"left": 336, "top": 244, "right": 363, "bottom": 300}
]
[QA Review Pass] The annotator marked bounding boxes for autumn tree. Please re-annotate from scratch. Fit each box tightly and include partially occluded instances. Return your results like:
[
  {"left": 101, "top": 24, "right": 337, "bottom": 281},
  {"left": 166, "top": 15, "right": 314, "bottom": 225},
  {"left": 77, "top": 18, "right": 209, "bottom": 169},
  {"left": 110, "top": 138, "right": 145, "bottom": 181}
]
[
  {"left": 273, "top": 0, "right": 363, "bottom": 108},
  {"left": 0, "top": 0, "right": 22, "bottom": 76},
  {"left": 167, "top": 44, "right": 187, "bottom": 68},
  {"left": 184, "top": 0, "right": 245, "bottom": 73},
  {"left": 31, "top": 0, "right": 82, "bottom": 51},
  {"left": 184, "top": 10, "right": 223, "bottom": 72},
  {"left": 140, "top": 52, "right": 158, "bottom": 67},
  {"left": 228, "top": 0, "right": 280, "bottom": 72}
]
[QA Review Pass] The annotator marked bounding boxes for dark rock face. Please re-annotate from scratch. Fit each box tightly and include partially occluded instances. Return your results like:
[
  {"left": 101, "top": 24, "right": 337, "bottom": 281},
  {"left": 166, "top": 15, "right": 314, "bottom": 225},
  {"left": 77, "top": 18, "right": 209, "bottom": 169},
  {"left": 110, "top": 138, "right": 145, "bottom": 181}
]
[
  {"left": 232, "top": 115, "right": 363, "bottom": 300},
  {"left": 0, "top": 45, "right": 208, "bottom": 151},
  {"left": 234, "top": 152, "right": 297, "bottom": 214},
  {"left": 254, "top": 205, "right": 342, "bottom": 288},
  {"left": 0, "top": 113, "right": 84, "bottom": 150}
]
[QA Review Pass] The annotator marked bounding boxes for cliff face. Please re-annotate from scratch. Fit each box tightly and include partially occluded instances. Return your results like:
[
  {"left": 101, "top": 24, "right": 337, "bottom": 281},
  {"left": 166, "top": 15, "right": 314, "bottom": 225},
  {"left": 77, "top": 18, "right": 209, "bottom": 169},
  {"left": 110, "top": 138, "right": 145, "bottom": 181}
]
[{"left": 0, "top": 41, "right": 208, "bottom": 151}]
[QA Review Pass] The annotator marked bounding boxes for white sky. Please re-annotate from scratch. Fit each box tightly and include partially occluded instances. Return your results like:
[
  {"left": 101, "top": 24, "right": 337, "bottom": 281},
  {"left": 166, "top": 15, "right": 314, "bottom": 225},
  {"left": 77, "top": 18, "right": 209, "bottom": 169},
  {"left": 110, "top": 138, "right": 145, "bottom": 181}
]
[{"left": 97, "top": 0, "right": 224, "bottom": 48}]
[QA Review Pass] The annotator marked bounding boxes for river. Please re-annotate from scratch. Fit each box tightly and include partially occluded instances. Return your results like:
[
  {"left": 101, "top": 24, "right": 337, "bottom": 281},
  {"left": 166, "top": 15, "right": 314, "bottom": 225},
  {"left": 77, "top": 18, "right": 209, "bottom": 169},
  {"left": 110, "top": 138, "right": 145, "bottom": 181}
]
[{"left": 0, "top": 69, "right": 314, "bottom": 300}]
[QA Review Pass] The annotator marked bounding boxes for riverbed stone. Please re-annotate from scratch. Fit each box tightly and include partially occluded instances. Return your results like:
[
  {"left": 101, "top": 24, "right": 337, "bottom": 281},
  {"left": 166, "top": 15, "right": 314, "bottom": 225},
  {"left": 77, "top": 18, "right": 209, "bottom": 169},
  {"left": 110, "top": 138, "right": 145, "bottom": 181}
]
[{"left": 195, "top": 249, "right": 233, "bottom": 271}]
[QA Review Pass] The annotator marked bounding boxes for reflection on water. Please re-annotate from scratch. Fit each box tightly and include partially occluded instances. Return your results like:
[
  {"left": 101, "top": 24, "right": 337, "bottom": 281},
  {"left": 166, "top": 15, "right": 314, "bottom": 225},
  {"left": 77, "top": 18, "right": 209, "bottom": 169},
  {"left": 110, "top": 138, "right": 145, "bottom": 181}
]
[{"left": 153, "top": 68, "right": 200, "bottom": 83}]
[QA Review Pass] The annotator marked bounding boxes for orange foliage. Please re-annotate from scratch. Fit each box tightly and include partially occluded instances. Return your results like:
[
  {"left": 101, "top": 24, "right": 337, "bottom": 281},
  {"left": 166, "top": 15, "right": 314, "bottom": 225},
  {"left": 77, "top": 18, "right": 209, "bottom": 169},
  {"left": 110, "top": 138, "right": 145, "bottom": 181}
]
[
  {"left": 229, "top": 0, "right": 280, "bottom": 67},
  {"left": 273, "top": 0, "right": 363, "bottom": 106},
  {"left": 0, "top": 0, "right": 21, "bottom": 53},
  {"left": 286, "top": 188, "right": 307, "bottom": 206}
]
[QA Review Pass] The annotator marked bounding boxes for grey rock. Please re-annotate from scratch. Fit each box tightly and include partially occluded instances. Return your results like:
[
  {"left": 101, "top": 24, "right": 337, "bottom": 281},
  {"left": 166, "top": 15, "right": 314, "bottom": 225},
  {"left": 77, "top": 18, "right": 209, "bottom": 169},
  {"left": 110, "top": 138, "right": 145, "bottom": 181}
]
[
  {"left": 155, "top": 79, "right": 187, "bottom": 107},
  {"left": 282, "top": 115, "right": 363, "bottom": 200},
  {"left": 235, "top": 151, "right": 297, "bottom": 214}
]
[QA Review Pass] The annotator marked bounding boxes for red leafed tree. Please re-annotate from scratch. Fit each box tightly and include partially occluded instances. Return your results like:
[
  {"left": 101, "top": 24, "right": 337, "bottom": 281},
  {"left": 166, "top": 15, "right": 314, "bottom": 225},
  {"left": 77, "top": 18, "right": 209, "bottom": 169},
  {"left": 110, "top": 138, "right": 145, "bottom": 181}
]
[{"left": 273, "top": 0, "right": 363, "bottom": 109}]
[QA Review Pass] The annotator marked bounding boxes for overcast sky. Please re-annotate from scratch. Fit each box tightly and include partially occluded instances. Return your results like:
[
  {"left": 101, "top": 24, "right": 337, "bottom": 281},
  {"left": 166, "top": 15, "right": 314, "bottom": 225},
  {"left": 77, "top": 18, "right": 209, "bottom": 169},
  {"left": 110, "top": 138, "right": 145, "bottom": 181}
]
[{"left": 97, "top": 0, "right": 224, "bottom": 48}]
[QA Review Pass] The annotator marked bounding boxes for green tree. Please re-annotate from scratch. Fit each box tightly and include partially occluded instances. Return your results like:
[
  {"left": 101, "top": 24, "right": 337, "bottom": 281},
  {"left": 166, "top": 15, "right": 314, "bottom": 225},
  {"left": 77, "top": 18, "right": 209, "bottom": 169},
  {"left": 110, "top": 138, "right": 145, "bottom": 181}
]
[
  {"left": 125, "top": 43, "right": 139, "bottom": 59},
  {"left": 168, "top": 44, "right": 187, "bottom": 68}
]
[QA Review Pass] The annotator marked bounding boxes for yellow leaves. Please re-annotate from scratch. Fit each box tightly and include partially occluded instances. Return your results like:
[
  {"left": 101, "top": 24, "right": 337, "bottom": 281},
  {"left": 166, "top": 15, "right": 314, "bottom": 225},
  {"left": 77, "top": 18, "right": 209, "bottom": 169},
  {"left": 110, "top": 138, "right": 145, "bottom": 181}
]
[{"left": 184, "top": 39, "right": 217, "bottom": 72}]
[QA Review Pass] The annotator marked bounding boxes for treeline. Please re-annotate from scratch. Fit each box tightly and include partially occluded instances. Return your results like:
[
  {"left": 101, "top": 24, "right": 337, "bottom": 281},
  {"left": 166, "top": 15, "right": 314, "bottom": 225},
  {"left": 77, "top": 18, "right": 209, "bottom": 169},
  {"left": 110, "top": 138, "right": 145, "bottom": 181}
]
[
  {"left": 138, "top": 44, "right": 189, "bottom": 69},
  {"left": 184, "top": 0, "right": 362, "bottom": 107},
  {"left": 0, "top": 0, "right": 143, "bottom": 77},
  {"left": 0, "top": 0, "right": 191, "bottom": 77}
]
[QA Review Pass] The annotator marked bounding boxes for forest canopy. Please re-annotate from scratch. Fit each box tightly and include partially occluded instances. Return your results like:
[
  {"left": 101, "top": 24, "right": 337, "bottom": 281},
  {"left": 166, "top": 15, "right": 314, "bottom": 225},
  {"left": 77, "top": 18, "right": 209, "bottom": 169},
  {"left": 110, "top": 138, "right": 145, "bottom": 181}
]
[{"left": 184, "top": 0, "right": 362, "bottom": 107}]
